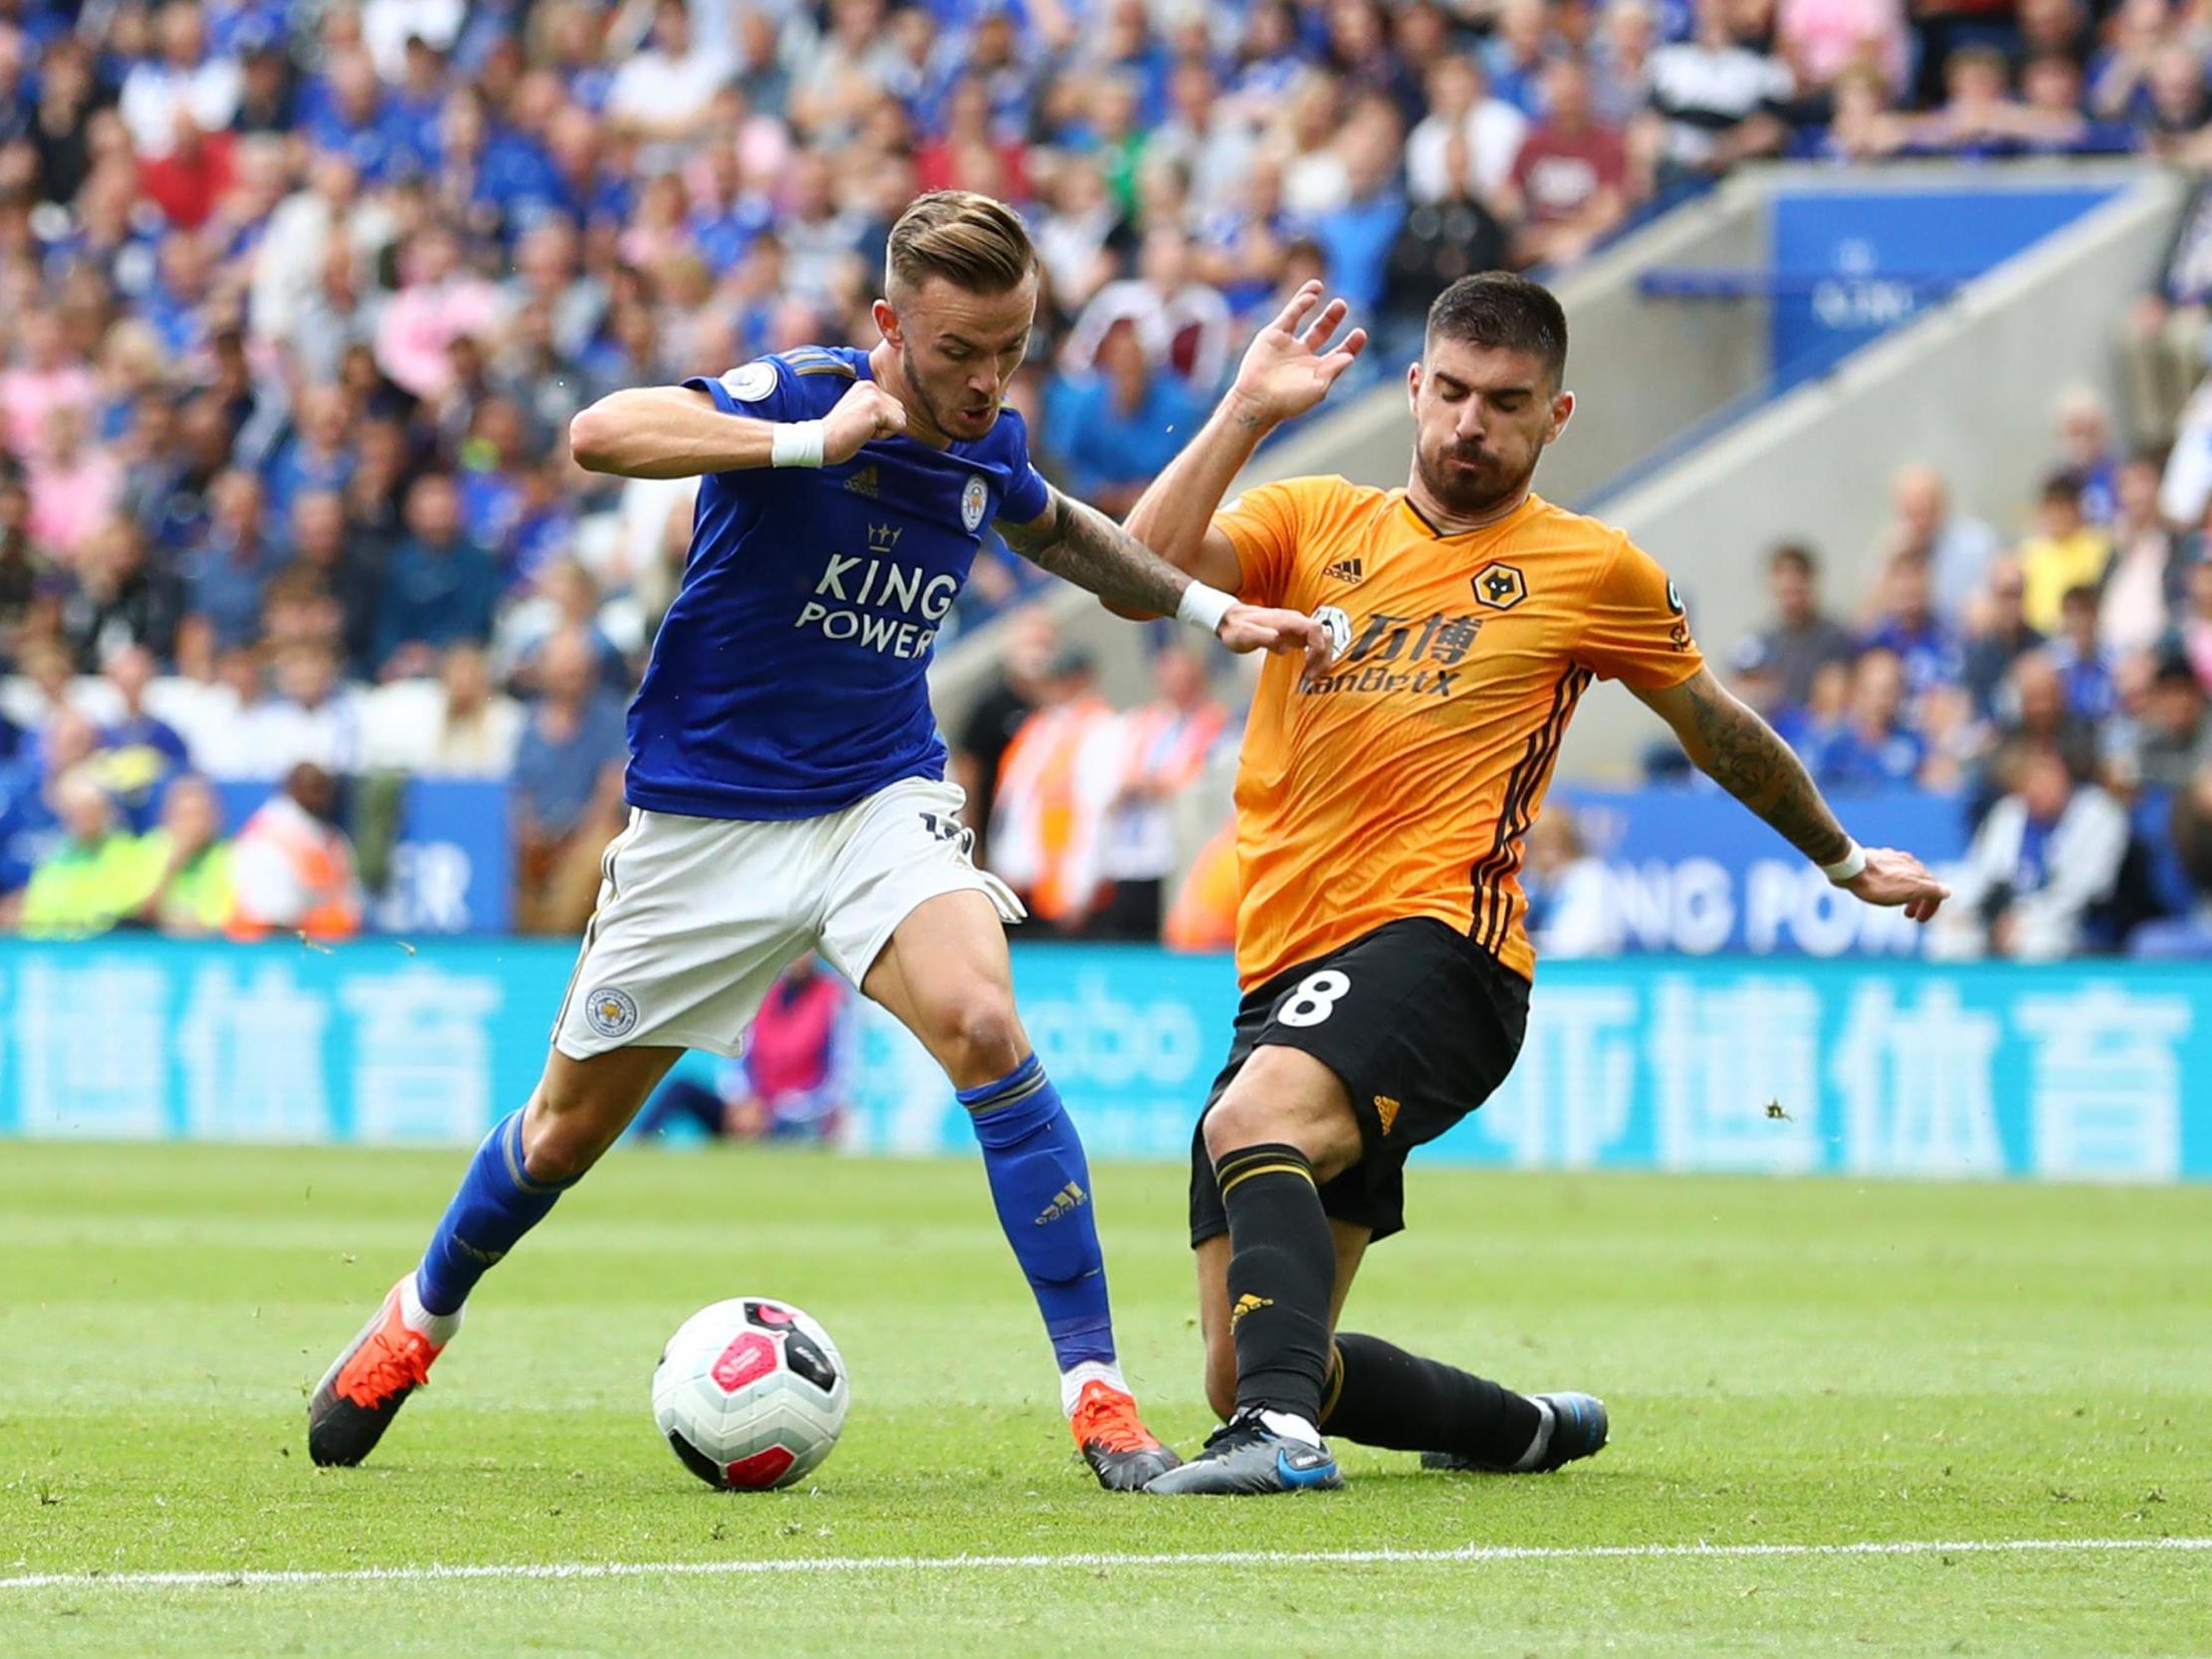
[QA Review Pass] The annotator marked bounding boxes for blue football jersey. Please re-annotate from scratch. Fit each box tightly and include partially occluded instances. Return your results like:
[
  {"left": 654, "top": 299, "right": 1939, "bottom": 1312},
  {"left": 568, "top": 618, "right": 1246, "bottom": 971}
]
[{"left": 624, "top": 344, "right": 1052, "bottom": 820}]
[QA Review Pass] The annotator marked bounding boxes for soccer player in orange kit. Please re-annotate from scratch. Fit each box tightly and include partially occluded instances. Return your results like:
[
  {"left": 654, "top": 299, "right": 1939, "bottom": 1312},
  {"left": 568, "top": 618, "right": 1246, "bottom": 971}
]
[{"left": 1127, "top": 273, "right": 1950, "bottom": 1494}]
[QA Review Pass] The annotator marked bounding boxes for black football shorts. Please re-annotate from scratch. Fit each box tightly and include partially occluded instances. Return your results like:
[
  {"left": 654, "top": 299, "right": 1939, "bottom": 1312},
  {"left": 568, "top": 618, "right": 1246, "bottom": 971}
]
[{"left": 1189, "top": 917, "right": 1530, "bottom": 1246}]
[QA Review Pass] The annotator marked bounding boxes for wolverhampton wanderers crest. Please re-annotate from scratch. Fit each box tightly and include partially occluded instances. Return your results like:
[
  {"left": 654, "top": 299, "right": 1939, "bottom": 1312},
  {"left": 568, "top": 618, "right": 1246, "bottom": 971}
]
[{"left": 1472, "top": 562, "right": 1528, "bottom": 610}]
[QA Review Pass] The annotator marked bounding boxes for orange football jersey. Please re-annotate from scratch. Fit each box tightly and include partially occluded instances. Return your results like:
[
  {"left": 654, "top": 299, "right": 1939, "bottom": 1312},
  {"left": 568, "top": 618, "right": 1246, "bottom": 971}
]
[{"left": 1216, "top": 477, "right": 1702, "bottom": 989}]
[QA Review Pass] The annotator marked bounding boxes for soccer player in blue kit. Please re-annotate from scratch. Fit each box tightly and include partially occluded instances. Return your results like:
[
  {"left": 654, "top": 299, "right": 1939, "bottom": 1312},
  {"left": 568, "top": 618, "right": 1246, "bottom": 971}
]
[{"left": 308, "top": 192, "right": 1333, "bottom": 1489}]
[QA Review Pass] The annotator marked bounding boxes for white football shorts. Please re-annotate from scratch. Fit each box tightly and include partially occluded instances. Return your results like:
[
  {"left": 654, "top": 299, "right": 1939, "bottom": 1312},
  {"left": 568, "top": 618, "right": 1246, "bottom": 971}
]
[{"left": 553, "top": 776, "right": 1023, "bottom": 1059}]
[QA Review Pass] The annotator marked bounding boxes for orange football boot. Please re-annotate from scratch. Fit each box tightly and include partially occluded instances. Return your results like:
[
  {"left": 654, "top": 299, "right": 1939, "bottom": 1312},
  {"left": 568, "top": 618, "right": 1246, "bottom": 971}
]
[
  {"left": 1071, "top": 1378, "right": 1182, "bottom": 1491},
  {"left": 308, "top": 1276, "right": 452, "bottom": 1467}
]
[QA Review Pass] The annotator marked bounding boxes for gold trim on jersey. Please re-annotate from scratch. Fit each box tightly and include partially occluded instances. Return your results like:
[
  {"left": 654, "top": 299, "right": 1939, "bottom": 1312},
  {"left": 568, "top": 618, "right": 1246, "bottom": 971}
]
[{"left": 1470, "top": 665, "right": 1591, "bottom": 952}]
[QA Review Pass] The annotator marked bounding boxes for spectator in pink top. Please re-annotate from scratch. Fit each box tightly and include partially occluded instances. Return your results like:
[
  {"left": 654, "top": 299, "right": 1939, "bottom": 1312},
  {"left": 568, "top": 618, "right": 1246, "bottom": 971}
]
[
  {"left": 633, "top": 957, "right": 851, "bottom": 1143},
  {"left": 0, "top": 315, "right": 97, "bottom": 463},
  {"left": 1778, "top": 0, "right": 1908, "bottom": 92},
  {"left": 26, "top": 404, "right": 121, "bottom": 558},
  {"left": 373, "top": 225, "right": 505, "bottom": 401},
  {"left": 730, "top": 957, "right": 850, "bottom": 1138}
]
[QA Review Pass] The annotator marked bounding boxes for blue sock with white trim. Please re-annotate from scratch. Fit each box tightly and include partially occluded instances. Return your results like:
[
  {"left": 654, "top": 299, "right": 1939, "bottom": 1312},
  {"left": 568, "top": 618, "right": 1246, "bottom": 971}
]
[
  {"left": 958, "top": 1055, "right": 1117, "bottom": 1373},
  {"left": 414, "top": 1111, "right": 581, "bottom": 1317}
]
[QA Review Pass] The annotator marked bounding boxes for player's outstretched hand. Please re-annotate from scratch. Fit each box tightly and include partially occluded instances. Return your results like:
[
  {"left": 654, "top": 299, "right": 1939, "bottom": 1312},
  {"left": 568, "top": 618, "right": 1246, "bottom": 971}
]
[
  {"left": 1229, "top": 280, "right": 1370, "bottom": 429},
  {"left": 822, "top": 381, "right": 908, "bottom": 464},
  {"left": 1844, "top": 847, "right": 1950, "bottom": 924},
  {"left": 1217, "top": 604, "right": 1337, "bottom": 680}
]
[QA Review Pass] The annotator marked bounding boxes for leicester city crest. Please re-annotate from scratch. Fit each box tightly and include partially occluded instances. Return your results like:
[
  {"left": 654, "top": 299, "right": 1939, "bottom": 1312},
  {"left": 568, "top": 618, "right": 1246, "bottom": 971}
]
[
  {"left": 722, "top": 361, "right": 777, "bottom": 403},
  {"left": 961, "top": 476, "right": 989, "bottom": 532},
  {"left": 584, "top": 985, "right": 639, "bottom": 1039}
]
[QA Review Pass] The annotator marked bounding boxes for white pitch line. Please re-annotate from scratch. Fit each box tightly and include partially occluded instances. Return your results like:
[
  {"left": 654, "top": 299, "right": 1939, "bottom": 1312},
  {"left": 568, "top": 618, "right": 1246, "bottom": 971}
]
[{"left": 4, "top": 1536, "right": 2208, "bottom": 1593}]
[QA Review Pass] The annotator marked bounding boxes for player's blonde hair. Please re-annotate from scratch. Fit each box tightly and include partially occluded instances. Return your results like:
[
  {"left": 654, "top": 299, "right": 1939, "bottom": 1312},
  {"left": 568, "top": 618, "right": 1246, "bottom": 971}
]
[{"left": 885, "top": 191, "right": 1036, "bottom": 301}]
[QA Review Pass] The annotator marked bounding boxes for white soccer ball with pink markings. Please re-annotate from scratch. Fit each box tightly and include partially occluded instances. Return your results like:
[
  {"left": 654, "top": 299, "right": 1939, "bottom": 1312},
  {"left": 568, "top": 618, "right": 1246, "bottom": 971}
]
[{"left": 652, "top": 1297, "right": 850, "bottom": 1490}]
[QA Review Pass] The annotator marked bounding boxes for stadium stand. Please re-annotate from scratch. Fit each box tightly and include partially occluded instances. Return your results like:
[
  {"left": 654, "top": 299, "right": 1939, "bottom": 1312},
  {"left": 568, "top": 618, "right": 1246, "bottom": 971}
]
[{"left": 1, "top": 0, "right": 2208, "bottom": 955}]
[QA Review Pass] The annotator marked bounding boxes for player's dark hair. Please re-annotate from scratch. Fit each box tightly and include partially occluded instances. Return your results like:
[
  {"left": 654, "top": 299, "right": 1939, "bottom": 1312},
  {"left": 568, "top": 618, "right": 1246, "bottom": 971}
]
[
  {"left": 886, "top": 191, "right": 1037, "bottom": 300},
  {"left": 1425, "top": 273, "right": 1568, "bottom": 385}
]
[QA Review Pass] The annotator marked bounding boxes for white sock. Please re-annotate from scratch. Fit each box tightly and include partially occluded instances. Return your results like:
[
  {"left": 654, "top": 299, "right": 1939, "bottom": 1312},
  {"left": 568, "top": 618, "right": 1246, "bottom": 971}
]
[
  {"left": 1511, "top": 1395, "right": 1557, "bottom": 1472},
  {"left": 1257, "top": 1408, "right": 1322, "bottom": 1448},
  {"left": 398, "top": 1273, "right": 463, "bottom": 1347},
  {"left": 1059, "top": 1359, "right": 1129, "bottom": 1417}
]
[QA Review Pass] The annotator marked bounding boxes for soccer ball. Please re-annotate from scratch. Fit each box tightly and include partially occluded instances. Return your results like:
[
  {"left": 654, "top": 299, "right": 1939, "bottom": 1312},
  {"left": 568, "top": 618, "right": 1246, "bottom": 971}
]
[{"left": 652, "top": 1298, "right": 850, "bottom": 1490}]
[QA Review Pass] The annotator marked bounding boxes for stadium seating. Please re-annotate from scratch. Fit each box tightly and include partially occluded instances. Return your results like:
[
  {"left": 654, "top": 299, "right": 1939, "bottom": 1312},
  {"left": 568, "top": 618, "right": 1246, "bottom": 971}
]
[{"left": 1, "top": 0, "right": 2206, "bottom": 954}]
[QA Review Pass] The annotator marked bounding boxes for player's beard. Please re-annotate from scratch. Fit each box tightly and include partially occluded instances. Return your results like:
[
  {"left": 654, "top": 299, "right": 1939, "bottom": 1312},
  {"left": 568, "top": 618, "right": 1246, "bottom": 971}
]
[
  {"left": 1414, "top": 437, "right": 1537, "bottom": 521},
  {"left": 901, "top": 346, "right": 998, "bottom": 443}
]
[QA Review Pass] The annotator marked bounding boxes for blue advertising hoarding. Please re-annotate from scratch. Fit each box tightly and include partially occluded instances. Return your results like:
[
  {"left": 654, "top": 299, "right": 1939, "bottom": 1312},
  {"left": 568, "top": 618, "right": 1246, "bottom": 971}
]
[
  {"left": 0, "top": 937, "right": 553, "bottom": 1142},
  {"left": 1767, "top": 184, "right": 2118, "bottom": 387},
  {"left": 3, "top": 937, "right": 2207, "bottom": 1185},
  {"left": 1557, "top": 786, "right": 1969, "bottom": 956},
  {"left": 370, "top": 779, "right": 514, "bottom": 934}
]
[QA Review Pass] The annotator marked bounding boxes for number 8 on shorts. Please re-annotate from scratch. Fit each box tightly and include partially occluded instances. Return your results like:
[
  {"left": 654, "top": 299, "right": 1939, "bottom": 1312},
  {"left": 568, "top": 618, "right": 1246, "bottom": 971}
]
[{"left": 1276, "top": 970, "right": 1351, "bottom": 1027}]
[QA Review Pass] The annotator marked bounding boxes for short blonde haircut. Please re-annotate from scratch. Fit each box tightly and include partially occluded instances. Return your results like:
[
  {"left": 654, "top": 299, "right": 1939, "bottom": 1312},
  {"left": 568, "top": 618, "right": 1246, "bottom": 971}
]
[{"left": 885, "top": 190, "right": 1036, "bottom": 301}]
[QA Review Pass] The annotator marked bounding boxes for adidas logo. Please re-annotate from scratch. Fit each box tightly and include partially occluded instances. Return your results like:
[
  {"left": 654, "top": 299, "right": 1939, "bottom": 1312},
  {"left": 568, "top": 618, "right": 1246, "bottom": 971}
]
[
  {"left": 1033, "top": 1181, "right": 1088, "bottom": 1225},
  {"left": 1324, "top": 557, "right": 1364, "bottom": 582},
  {"left": 1374, "top": 1095, "right": 1401, "bottom": 1136},
  {"left": 844, "top": 464, "right": 879, "bottom": 499},
  {"left": 1229, "top": 1293, "right": 1274, "bottom": 1330}
]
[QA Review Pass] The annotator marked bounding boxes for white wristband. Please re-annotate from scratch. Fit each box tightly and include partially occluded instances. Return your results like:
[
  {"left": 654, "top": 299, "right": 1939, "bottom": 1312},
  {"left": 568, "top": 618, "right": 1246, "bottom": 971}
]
[
  {"left": 1821, "top": 839, "right": 1868, "bottom": 885},
  {"left": 1176, "top": 580, "right": 1235, "bottom": 637},
  {"left": 770, "top": 420, "right": 826, "bottom": 469}
]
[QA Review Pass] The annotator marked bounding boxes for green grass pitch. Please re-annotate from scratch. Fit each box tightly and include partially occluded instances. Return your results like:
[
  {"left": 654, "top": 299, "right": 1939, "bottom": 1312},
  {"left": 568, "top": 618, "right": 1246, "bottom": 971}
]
[{"left": 2, "top": 1141, "right": 2208, "bottom": 1657}]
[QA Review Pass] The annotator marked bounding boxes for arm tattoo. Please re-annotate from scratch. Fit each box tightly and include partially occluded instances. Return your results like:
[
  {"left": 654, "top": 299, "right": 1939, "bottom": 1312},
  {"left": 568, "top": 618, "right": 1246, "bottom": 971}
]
[
  {"left": 999, "top": 488, "right": 1193, "bottom": 618},
  {"left": 1681, "top": 675, "right": 1852, "bottom": 865}
]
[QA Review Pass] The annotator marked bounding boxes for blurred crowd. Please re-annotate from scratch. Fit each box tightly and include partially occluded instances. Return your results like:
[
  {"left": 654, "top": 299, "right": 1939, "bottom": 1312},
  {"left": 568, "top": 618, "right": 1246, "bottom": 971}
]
[
  {"left": 3, "top": 0, "right": 2212, "bottom": 945},
  {"left": 952, "top": 615, "right": 1233, "bottom": 944},
  {"left": 957, "top": 378, "right": 2212, "bottom": 960},
  {"left": 1680, "top": 383, "right": 2212, "bottom": 959}
]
